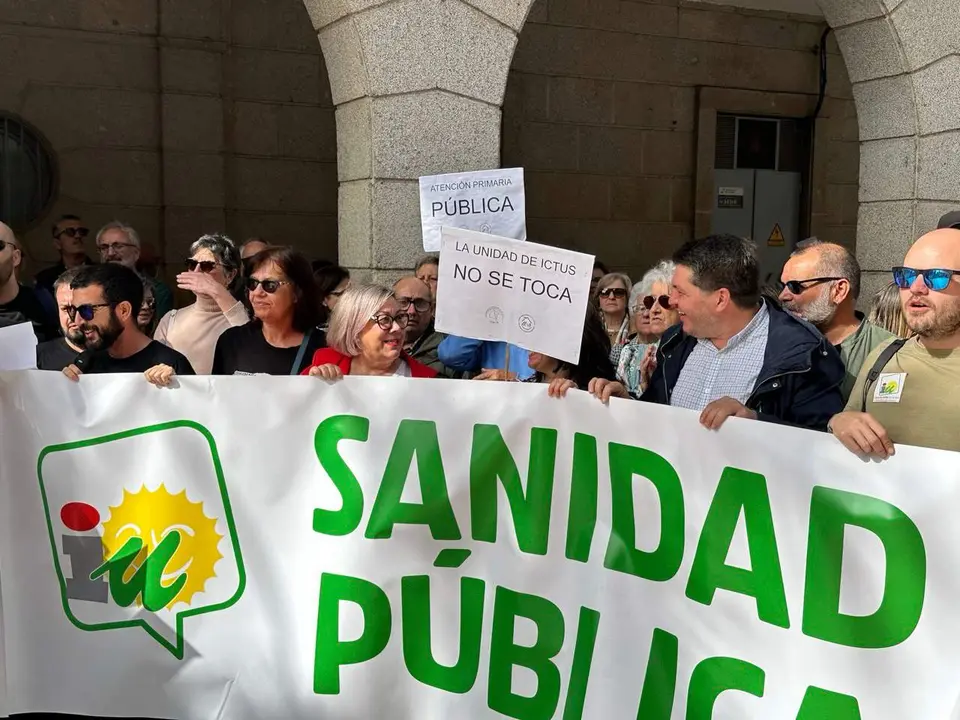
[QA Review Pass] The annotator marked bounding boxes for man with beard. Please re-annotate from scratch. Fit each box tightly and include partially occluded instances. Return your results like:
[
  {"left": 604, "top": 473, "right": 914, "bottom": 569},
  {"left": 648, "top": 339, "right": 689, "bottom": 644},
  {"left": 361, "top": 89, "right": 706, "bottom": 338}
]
[
  {"left": 36, "top": 267, "right": 87, "bottom": 370},
  {"left": 62, "top": 263, "right": 194, "bottom": 380},
  {"left": 779, "top": 239, "right": 893, "bottom": 400},
  {"left": 0, "top": 222, "right": 57, "bottom": 340},
  {"left": 829, "top": 228, "right": 960, "bottom": 456}
]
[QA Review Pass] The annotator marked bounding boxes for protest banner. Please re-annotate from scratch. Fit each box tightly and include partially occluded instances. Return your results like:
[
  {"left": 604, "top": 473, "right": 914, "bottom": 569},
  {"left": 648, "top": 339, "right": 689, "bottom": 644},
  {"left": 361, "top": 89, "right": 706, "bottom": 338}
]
[
  {"left": 0, "top": 372, "right": 957, "bottom": 719},
  {"left": 435, "top": 227, "right": 593, "bottom": 363},
  {"left": 419, "top": 168, "right": 526, "bottom": 252}
]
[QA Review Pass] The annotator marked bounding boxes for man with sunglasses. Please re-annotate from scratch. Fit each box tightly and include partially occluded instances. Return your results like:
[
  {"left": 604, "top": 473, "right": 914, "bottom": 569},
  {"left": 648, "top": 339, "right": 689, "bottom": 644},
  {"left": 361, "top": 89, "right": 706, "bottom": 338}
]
[
  {"left": 0, "top": 222, "right": 57, "bottom": 341},
  {"left": 34, "top": 215, "right": 94, "bottom": 299},
  {"left": 779, "top": 239, "right": 893, "bottom": 401},
  {"left": 393, "top": 276, "right": 462, "bottom": 378},
  {"left": 829, "top": 229, "right": 960, "bottom": 457},
  {"left": 61, "top": 263, "right": 194, "bottom": 380}
]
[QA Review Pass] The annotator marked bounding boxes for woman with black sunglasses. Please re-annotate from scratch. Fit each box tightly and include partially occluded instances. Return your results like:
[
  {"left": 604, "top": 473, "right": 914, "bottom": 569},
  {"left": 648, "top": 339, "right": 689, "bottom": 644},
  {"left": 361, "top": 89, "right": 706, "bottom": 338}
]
[
  {"left": 154, "top": 233, "right": 249, "bottom": 374},
  {"left": 212, "top": 246, "right": 326, "bottom": 375},
  {"left": 616, "top": 260, "right": 680, "bottom": 395},
  {"left": 595, "top": 272, "right": 632, "bottom": 363}
]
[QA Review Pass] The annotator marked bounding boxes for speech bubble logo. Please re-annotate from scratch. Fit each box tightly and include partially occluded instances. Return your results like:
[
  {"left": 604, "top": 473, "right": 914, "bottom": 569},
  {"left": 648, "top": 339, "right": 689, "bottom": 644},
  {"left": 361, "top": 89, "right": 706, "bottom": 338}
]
[{"left": 38, "top": 421, "right": 245, "bottom": 659}]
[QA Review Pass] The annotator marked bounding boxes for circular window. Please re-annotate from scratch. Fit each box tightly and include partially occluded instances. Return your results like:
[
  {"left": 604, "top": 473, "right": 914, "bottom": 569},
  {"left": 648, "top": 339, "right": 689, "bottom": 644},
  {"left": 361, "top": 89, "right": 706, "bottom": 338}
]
[{"left": 0, "top": 114, "right": 56, "bottom": 229}]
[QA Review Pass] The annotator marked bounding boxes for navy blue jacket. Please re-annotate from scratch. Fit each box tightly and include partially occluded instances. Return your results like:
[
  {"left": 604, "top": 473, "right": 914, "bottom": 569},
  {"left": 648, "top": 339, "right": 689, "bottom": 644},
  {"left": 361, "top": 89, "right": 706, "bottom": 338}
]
[{"left": 640, "top": 300, "right": 845, "bottom": 431}]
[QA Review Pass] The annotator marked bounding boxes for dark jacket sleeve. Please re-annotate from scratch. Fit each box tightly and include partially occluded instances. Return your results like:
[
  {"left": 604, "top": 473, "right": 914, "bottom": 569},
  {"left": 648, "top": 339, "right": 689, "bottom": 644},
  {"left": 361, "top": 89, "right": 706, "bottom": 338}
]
[{"left": 756, "top": 342, "right": 845, "bottom": 431}]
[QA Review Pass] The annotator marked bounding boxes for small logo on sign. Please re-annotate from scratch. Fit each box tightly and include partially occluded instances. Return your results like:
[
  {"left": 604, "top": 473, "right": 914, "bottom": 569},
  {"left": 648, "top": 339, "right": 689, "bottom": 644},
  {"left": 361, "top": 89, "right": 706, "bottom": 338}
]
[
  {"left": 485, "top": 306, "right": 504, "bottom": 324},
  {"left": 518, "top": 315, "right": 536, "bottom": 333},
  {"left": 480, "top": 223, "right": 492, "bottom": 233}
]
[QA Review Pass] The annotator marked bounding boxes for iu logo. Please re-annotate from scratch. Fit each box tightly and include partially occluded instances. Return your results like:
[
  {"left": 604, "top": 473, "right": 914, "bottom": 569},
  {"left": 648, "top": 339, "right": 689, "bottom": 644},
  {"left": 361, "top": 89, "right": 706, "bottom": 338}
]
[{"left": 39, "top": 421, "right": 245, "bottom": 658}]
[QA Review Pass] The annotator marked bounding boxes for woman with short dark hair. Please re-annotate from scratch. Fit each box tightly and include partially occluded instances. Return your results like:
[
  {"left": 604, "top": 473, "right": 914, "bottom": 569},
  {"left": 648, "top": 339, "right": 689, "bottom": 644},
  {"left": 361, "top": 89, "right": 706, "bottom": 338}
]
[
  {"left": 212, "top": 246, "right": 325, "bottom": 375},
  {"left": 155, "top": 233, "right": 249, "bottom": 374}
]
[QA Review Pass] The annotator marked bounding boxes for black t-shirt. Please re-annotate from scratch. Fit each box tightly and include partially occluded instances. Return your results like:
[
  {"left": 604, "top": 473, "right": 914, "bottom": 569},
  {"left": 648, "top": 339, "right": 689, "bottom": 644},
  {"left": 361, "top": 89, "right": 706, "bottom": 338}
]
[
  {"left": 212, "top": 321, "right": 326, "bottom": 375},
  {"left": 81, "top": 340, "right": 195, "bottom": 375},
  {"left": 0, "top": 285, "right": 56, "bottom": 341},
  {"left": 37, "top": 337, "right": 81, "bottom": 371}
]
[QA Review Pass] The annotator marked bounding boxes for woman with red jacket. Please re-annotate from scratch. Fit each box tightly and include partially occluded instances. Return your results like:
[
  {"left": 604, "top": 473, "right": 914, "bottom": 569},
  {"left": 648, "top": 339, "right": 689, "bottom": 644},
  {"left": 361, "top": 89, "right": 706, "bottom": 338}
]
[{"left": 302, "top": 284, "right": 437, "bottom": 380}]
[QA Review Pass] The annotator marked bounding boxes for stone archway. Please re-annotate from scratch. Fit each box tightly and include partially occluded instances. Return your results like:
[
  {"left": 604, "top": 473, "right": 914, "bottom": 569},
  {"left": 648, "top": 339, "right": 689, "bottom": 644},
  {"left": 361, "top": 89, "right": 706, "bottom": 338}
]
[
  {"left": 818, "top": 0, "right": 960, "bottom": 297},
  {"left": 303, "top": 0, "right": 539, "bottom": 281},
  {"left": 305, "top": 0, "right": 958, "bottom": 287}
]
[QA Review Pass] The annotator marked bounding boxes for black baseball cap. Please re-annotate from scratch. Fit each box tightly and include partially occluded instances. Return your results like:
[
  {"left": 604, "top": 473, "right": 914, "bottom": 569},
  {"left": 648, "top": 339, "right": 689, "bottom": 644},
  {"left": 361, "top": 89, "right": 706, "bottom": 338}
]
[{"left": 937, "top": 211, "right": 960, "bottom": 230}]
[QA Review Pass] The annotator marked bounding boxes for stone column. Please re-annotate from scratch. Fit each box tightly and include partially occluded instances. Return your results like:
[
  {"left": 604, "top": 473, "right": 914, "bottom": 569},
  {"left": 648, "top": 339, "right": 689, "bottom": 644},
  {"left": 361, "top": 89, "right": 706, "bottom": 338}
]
[
  {"left": 304, "top": 0, "right": 536, "bottom": 282},
  {"left": 819, "top": 0, "right": 960, "bottom": 301}
]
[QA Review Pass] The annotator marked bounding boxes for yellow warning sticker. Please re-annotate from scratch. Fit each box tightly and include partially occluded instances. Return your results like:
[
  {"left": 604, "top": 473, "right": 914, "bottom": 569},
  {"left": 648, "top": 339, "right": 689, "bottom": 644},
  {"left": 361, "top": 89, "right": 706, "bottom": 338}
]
[{"left": 768, "top": 224, "right": 785, "bottom": 246}]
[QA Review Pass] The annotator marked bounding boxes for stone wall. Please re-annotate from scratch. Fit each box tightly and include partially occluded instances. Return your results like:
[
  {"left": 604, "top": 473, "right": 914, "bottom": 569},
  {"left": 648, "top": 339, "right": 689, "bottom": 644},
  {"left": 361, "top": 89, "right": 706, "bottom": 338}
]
[
  {"left": 502, "top": 0, "right": 860, "bottom": 281},
  {"left": 0, "top": 0, "right": 337, "bottom": 281}
]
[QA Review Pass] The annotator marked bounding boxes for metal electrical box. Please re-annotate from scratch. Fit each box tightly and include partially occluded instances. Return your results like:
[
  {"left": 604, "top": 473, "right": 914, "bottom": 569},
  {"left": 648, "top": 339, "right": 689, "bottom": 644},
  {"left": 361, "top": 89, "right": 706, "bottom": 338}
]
[{"left": 710, "top": 115, "right": 809, "bottom": 287}]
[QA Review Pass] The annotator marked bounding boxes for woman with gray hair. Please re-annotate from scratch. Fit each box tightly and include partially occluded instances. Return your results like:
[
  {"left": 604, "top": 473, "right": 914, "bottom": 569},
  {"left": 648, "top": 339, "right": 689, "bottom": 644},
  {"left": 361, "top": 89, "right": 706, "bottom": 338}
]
[
  {"left": 616, "top": 260, "right": 680, "bottom": 395},
  {"left": 154, "top": 233, "right": 249, "bottom": 374},
  {"left": 303, "top": 284, "right": 437, "bottom": 379}
]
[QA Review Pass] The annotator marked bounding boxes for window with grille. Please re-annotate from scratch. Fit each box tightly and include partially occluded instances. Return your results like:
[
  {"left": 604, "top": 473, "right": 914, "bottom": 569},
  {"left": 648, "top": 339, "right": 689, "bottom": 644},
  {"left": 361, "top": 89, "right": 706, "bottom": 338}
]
[{"left": 0, "top": 114, "right": 55, "bottom": 229}]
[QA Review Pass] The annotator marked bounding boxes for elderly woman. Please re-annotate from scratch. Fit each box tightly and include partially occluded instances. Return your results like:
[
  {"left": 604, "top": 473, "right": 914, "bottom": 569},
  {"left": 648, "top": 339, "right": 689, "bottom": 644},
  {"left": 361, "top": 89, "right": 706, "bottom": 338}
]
[
  {"left": 596, "top": 272, "right": 632, "bottom": 364},
  {"left": 154, "top": 233, "right": 249, "bottom": 374},
  {"left": 525, "top": 305, "right": 616, "bottom": 396},
  {"left": 304, "top": 284, "right": 437, "bottom": 379},
  {"left": 615, "top": 260, "right": 680, "bottom": 396},
  {"left": 212, "top": 246, "right": 325, "bottom": 375}
]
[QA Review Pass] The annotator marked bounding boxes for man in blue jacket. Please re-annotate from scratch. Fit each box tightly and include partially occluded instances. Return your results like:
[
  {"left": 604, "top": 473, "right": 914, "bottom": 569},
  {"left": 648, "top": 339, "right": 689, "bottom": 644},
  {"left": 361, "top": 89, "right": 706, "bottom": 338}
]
[
  {"left": 437, "top": 336, "right": 534, "bottom": 380},
  {"left": 590, "top": 234, "right": 844, "bottom": 431}
]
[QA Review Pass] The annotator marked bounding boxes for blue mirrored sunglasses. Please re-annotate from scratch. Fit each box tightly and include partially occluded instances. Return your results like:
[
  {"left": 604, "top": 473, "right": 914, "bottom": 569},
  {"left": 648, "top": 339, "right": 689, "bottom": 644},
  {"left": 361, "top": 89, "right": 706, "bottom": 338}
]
[{"left": 892, "top": 266, "right": 960, "bottom": 292}]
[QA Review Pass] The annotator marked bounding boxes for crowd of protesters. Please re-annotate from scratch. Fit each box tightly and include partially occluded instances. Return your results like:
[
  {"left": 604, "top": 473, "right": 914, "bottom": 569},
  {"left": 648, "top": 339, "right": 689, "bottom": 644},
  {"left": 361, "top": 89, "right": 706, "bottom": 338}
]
[{"left": 2, "top": 208, "right": 957, "bottom": 460}]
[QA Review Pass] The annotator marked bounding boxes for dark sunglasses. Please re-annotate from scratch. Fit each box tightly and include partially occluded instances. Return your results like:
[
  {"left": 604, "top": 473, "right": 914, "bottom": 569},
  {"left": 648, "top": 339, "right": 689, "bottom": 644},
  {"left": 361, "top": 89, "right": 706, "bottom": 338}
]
[
  {"left": 642, "top": 295, "right": 670, "bottom": 310},
  {"left": 57, "top": 227, "right": 89, "bottom": 239},
  {"left": 779, "top": 277, "right": 842, "bottom": 294},
  {"left": 141, "top": 298, "right": 156, "bottom": 310},
  {"left": 65, "top": 303, "right": 111, "bottom": 321},
  {"left": 598, "top": 288, "right": 627, "bottom": 299},
  {"left": 371, "top": 312, "right": 411, "bottom": 331},
  {"left": 395, "top": 296, "right": 432, "bottom": 313},
  {"left": 246, "top": 278, "right": 289, "bottom": 294},
  {"left": 893, "top": 266, "right": 960, "bottom": 292},
  {"left": 185, "top": 258, "right": 219, "bottom": 273}
]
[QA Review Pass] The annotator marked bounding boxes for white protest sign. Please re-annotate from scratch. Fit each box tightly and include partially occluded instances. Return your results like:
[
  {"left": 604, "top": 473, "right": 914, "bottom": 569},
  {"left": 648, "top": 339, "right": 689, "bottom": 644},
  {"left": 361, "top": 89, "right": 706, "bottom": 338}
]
[
  {"left": 0, "top": 321, "right": 37, "bottom": 370},
  {"left": 419, "top": 167, "right": 526, "bottom": 252},
  {"left": 2, "top": 372, "right": 960, "bottom": 719},
  {"left": 435, "top": 226, "right": 593, "bottom": 364}
]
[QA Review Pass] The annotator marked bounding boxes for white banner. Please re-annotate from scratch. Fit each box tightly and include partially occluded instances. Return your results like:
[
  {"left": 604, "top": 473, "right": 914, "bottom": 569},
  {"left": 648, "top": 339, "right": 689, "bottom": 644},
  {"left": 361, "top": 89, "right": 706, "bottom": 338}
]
[
  {"left": 436, "top": 227, "right": 593, "bottom": 364},
  {"left": 419, "top": 167, "right": 526, "bottom": 252},
  {"left": 0, "top": 372, "right": 958, "bottom": 719}
]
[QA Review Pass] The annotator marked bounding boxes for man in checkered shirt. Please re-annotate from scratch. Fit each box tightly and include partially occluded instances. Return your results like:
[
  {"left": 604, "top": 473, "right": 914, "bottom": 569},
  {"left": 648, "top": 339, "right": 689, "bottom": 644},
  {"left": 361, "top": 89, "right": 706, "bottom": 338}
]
[{"left": 589, "top": 234, "right": 845, "bottom": 431}]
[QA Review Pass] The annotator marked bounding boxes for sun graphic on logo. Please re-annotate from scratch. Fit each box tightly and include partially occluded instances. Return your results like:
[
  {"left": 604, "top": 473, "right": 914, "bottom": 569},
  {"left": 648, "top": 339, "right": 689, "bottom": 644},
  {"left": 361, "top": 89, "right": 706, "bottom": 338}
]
[{"left": 101, "top": 486, "right": 223, "bottom": 610}]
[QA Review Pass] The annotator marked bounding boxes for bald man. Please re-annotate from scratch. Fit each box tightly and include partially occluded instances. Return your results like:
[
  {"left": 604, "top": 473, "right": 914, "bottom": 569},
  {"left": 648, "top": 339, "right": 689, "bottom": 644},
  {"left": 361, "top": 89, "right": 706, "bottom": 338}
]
[
  {"left": 779, "top": 239, "right": 893, "bottom": 400},
  {"left": 0, "top": 222, "right": 56, "bottom": 340},
  {"left": 829, "top": 228, "right": 960, "bottom": 456},
  {"left": 240, "top": 239, "right": 267, "bottom": 259}
]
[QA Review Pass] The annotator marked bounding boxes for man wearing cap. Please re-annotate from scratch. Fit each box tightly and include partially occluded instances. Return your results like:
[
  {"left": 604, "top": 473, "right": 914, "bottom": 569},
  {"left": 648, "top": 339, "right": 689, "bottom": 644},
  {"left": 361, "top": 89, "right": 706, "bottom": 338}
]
[{"left": 829, "top": 228, "right": 960, "bottom": 456}]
